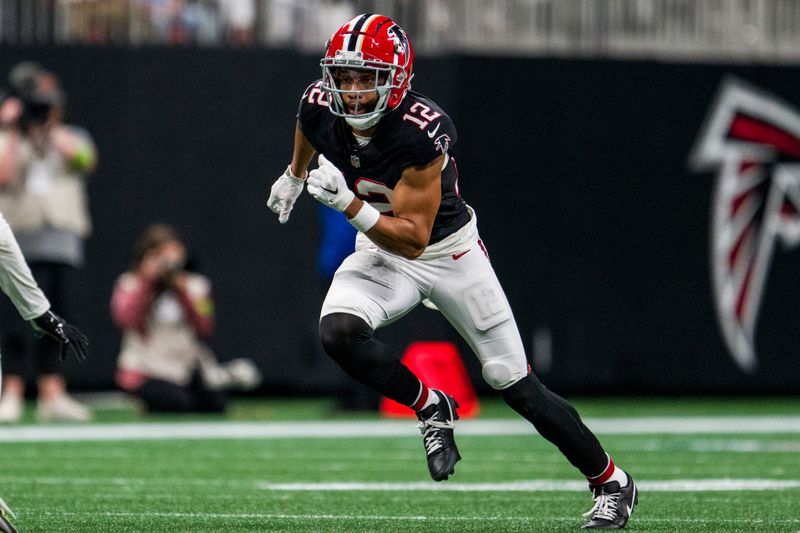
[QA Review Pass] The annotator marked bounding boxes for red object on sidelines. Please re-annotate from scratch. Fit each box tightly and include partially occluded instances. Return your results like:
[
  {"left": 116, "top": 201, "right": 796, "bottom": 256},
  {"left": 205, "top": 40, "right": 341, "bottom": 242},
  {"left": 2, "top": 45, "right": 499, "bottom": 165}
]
[{"left": 380, "top": 341, "right": 480, "bottom": 418}]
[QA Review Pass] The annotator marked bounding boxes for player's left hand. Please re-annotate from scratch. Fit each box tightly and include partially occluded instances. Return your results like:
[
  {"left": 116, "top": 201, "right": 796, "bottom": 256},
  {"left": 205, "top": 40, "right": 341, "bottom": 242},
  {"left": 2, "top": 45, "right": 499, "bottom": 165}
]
[
  {"left": 30, "top": 310, "right": 89, "bottom": 362},
  {"left": 307, "top": 154, "right": 355, "bottom": 212}
]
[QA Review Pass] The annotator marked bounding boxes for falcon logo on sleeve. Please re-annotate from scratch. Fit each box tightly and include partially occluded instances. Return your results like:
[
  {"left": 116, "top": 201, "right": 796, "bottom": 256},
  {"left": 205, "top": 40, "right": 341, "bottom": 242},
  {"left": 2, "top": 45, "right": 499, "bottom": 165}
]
[
  {"left": 434, "top": 134, "right": 451, "bottom": 154},
  {"left": 690, "top": 76, "right": 800, "bottom": 372}
]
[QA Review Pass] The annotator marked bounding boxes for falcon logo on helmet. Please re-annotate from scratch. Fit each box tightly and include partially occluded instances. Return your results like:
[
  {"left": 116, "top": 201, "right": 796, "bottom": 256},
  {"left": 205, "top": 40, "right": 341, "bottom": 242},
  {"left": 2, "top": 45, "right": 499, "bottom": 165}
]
[
  {"left": 320, "top": 14, "right": 414, "bottom": 130},
  {"left": 386, "top": 24, "right": 408, "bottom": 55}
]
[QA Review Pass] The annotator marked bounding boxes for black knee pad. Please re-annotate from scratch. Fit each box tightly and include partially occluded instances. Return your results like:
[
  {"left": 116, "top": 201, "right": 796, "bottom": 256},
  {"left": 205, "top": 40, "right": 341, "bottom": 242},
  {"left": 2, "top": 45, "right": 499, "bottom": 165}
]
[
  {"left": 318, "top": 313, "right": 422, "bottom": 406},
  {"left": 319, "top": 313, "right": 374, "bottom": 365}
]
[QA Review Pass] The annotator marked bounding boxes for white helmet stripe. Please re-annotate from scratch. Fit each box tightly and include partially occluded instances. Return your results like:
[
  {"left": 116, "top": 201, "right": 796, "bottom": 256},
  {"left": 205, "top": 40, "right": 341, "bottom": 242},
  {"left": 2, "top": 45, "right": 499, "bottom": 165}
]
[
  {"left": 353, "top": 14, "right": 381, "bottom": 54},
  {"left": 342, "top": 14, "right": 363, "bottom": 51}
]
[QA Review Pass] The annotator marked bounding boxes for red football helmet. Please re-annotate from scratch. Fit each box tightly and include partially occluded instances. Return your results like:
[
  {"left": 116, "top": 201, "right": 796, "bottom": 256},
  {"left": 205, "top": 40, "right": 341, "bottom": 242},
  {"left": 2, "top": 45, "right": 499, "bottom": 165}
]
[{"left": 320, "top": 14, "right": 414, "bottom": 129}]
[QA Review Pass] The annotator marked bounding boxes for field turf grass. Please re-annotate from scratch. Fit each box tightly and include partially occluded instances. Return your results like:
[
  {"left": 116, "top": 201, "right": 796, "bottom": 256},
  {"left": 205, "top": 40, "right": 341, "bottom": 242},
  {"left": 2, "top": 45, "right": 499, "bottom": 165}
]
[{"left": 0, "top": 396, "right": 798, "bottom": 532}]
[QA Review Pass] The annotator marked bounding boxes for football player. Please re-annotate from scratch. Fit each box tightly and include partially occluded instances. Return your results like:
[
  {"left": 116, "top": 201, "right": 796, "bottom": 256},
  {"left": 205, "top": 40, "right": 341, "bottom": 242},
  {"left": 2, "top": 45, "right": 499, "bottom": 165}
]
[
  {"left": 0, "top": 209, "right": 89, "bottom": 533},
  {"left": 267, "top": 14, "right": 637, "bottom": 529}
]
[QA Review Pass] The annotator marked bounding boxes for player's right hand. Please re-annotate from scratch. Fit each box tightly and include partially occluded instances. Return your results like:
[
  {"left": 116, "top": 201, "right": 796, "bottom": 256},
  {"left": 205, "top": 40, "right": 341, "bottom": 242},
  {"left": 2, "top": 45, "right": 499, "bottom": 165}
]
[{"left": 267, "top": 166, "right": 305, "bottom": 224}]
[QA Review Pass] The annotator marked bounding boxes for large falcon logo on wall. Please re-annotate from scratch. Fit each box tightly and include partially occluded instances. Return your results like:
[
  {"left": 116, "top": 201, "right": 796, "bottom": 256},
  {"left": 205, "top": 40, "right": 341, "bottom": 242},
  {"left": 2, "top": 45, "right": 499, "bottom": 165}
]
[{"left": 690, "top": 77, "right": 800, "bottom": 372}]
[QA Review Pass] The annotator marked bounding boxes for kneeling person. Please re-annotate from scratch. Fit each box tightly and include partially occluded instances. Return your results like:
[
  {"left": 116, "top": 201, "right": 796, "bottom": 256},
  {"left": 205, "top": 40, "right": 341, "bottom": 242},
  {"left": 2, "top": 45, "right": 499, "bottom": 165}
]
[{"left": 111, "top": 224, "right": 260, "bottom": 414}]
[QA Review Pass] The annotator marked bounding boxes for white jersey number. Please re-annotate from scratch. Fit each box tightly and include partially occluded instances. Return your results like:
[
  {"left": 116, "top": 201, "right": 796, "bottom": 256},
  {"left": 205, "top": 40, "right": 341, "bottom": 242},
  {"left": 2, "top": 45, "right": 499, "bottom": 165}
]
[
  {"left": 305, "top": 82, "right": 330, "bottom": 107},
  {"left": 402, "top": 103, "right": 441, "bottom": 129},
  {"left": 355, "top": 178, "right": 393, "bottom": 213}
]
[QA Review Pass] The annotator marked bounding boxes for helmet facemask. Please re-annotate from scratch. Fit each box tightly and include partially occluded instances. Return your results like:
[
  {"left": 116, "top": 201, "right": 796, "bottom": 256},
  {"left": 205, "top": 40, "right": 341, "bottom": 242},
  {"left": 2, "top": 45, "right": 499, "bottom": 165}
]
[{"left": 321, "top": 51, "right": 401, "bottom": 130}]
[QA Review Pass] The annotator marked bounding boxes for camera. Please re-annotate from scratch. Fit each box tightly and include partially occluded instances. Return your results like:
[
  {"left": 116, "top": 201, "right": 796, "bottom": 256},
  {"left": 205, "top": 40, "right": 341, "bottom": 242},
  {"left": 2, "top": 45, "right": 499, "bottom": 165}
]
[
  {"left": 159, "top": 257, "right": 185, "bottom": 275},
  {"left": 4, "top": 61, "right": 64, "bottom": 131},
  {"left": 18, "top": 99, "right": 52, "bottom": 128}
]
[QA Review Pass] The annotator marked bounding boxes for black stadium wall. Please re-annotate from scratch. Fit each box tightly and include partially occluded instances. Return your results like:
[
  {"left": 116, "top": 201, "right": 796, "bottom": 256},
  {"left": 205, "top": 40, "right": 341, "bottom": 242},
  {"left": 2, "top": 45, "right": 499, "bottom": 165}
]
[{"left": 1, "top": 46, "right": 799, "bottom": 395}]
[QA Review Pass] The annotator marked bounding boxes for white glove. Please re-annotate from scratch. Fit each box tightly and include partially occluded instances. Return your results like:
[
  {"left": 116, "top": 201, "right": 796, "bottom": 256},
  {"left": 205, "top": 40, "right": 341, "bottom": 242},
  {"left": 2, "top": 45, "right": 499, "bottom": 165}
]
[
  {"left": 307, "top": 154, "right": 355, "bottom": 212},
  {"left": 267, "top": 166, "right": 305, "bottom": 224},
  {"left": 202, "top": 358, "right": 262, "bottom": 391},
  {"left": 224, "top": 358, "right": 262, "bottom": 390}
]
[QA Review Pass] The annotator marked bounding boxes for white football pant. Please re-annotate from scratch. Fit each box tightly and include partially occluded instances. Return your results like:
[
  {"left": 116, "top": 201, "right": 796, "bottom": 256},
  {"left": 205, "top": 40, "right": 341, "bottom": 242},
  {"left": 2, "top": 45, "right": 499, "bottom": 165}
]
[{"left": 321, "top": 208, "right": 529, "bottom": 390}]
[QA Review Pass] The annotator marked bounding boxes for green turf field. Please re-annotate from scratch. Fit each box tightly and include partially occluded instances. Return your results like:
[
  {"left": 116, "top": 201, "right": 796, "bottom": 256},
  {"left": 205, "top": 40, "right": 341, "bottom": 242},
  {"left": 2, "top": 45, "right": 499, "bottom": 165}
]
[{"left": 0, "top": 396, "right": 798, "bottom": 532}]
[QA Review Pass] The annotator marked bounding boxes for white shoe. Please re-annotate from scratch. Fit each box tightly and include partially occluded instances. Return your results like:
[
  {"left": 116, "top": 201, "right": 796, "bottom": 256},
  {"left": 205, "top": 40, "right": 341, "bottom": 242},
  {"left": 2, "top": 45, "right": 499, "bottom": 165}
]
[
  {"left": 0, "top": 495, "right": 18, "bottom": 533},
  {"left": 0, "top": 395, "right": 22, "bottom": 423},
  {"left": 37, "top": 394, "right": 92, "bottom": 422}
]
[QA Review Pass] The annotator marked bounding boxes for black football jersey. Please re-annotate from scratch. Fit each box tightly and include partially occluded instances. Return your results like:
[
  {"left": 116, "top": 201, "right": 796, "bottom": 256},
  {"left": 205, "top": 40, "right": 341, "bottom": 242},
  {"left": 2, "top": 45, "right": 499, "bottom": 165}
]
[{"left": 297, "top": 81, "right": 470, "bottom": 245}]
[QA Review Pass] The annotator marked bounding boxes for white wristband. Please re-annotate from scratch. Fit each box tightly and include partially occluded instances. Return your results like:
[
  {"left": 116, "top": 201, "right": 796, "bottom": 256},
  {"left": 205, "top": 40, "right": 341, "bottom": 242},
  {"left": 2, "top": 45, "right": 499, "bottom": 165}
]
[{"left": 348, "top": 202, "right": 381, "bottom": 233}]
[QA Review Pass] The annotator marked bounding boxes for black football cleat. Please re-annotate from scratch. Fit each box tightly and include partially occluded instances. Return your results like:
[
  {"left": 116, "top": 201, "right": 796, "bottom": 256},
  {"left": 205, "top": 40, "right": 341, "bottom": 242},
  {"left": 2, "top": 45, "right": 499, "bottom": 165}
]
[
  {"left": 0, "top": 497, "right": 18, "bottom": 533},
  {"left": 416, "top": 390, "right": 461, "bottom": 481},
  {"left": 582, "top": 473, "right": 638, "bottom": 529}
]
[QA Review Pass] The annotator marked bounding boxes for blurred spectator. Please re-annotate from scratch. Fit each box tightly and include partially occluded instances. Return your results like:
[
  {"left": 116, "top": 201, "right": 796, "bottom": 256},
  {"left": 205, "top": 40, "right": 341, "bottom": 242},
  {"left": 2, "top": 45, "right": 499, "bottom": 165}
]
[
  {"left": 139, "top": 0, "right": 183, "bottom": 43},
  {"left": 111, "top": 224, "right": 261, "bottom": 414},
  {"left": 266, "top": 0, "right": 355, "bottom": 50},
  {"left": 0, "top": 61, "right": 97, "bottom": 422},
  {"left": 298, "top": 0, "right": 356, "bottom": 51},
  {"left": 264, "top": 0, "right": 298, "bottom": 46},
  {"left": 62, "top": 0, "right": 131, "bottom": 44},
  {"left": 131, "top": 0, "right": 249, "bottom": 46},
  {"left": 181, "top": 0, "right": 222, "bottom": 45},
  {"left": 219, "top": 0, "right": 256, "bottom": 46},
  {"left": 56, "top": 0, "right": 362, "bottom": 48}
]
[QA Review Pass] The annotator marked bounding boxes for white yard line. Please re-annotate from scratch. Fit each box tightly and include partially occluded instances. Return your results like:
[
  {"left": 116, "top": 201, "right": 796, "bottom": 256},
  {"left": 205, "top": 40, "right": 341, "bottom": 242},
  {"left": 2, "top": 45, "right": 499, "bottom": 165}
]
[
  {"left": 4, "top": 475, "right": 800, "bottom": 492},
  {"left": 0, "top": 416, "right": 799, "bottom": 442},
  {"left": 257, "top": 479, "right": 800, "bottom": 492},
  {"left": 36, "top": 510, "right": 800, "bottom": 524}
]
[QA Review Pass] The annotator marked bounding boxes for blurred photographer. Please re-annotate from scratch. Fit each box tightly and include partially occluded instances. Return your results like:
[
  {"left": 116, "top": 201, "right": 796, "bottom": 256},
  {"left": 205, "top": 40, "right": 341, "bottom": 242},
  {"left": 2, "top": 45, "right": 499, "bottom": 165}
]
[
  {"left": 111, "top": 224, "right": 260, "bottom": 414},
  {"left": 0, "top": 61, "right": 97, "bottom": 422}
]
